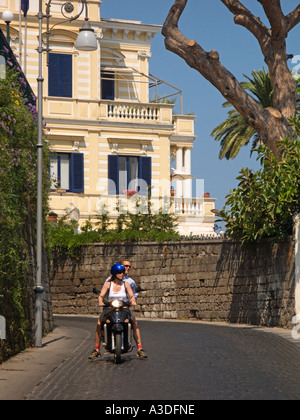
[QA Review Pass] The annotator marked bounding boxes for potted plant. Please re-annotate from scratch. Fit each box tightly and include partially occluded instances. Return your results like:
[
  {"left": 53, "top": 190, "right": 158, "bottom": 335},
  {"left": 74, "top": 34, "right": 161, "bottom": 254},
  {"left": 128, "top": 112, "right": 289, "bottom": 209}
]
[
  {"left": 48, "top": 211, "right": 58, "bottom": 224},
  {"left": 123, "top": 189, "right": 137, "bottom": 197}
]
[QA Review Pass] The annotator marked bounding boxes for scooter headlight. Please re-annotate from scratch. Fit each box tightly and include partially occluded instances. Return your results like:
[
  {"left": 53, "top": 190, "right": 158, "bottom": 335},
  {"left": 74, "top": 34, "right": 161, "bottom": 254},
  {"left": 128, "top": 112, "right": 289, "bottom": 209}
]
[{"left": 111, "top": 300, "right": 121, "bottom": 308}]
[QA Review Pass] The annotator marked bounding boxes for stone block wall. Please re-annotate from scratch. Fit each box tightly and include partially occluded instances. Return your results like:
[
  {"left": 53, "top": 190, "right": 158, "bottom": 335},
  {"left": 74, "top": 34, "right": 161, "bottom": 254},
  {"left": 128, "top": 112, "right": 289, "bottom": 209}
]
[{"left": 50, "top": 239, "right": 295, "bottom": 328}]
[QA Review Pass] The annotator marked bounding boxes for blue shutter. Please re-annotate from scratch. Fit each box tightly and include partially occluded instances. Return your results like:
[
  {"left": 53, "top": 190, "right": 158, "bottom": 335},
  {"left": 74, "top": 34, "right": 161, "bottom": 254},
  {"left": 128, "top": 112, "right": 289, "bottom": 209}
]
[
  {"left": 48, "top": 53, "right": 60, "bottom": 97},
  {"left": 108, "top": 155, "right": 119, "bottom": 195},
  {"left": 70, "top": 153, "right": 84, "bottom": 193},
  {"left": 60, "top": 54, "right": 72, "bottom": 98},
  {"left": 48, "top": 53, "right": 72, "bottom": 97},
  {"left": 139, "top": 157, "right": 152, "bottom": 196}
]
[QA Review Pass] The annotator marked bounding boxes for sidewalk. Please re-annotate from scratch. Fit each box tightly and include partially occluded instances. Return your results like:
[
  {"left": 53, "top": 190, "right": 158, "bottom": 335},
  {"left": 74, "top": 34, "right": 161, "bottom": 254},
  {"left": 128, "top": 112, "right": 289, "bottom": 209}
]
[{"left": 0, "top": 323, "right": 91, "bottom": 400}]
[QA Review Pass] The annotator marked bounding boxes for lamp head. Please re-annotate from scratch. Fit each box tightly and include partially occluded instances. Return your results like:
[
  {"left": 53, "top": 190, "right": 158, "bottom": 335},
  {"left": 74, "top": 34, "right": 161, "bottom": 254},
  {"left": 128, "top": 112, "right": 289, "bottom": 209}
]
[
  {"left": 2, "top": 10, "right": 14, "bottom": 23},
  {"left": 75, "top": 19, "right": 98, "bottom": 51}
]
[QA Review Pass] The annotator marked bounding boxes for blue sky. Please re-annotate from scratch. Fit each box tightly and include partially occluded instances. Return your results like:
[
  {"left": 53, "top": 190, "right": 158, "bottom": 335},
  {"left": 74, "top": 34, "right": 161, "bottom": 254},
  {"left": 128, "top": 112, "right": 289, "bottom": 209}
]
[{"left": 101, "top": 0, "right": 299, "bottom": 211}]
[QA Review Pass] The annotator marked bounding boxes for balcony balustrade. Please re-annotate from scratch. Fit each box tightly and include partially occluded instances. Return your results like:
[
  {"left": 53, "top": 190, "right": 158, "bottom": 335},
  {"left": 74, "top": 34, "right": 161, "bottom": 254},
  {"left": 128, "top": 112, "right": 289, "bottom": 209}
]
[
  {"left": 44, "top": 97, "right": 173, "bottom": 124},
  {"left": 107, "top": 102, "right": 160, "bottom": 121},
  {"left": 49, "top": 192, "right": 212, "bottom": 219}
]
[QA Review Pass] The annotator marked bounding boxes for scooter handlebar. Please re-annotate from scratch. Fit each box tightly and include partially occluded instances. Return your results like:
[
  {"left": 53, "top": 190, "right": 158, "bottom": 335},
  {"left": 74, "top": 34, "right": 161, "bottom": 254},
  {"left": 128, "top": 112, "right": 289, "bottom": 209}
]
[{"left": 135, "top": 286, "right": 146, "bottom": 293}]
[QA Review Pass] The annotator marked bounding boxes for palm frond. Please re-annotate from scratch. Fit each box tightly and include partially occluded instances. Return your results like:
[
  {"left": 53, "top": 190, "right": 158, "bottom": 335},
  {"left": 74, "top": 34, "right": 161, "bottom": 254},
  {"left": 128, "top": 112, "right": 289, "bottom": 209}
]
[{"left": 212, "top": 69, "right": 273, "bottom": 160}]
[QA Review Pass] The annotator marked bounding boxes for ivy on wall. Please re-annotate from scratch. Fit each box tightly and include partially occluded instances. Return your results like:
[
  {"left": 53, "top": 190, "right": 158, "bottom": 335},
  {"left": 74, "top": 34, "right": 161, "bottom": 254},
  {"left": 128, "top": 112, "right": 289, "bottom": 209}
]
[{"left": 0, "top": 65, "right": 50, "bottom": 363}]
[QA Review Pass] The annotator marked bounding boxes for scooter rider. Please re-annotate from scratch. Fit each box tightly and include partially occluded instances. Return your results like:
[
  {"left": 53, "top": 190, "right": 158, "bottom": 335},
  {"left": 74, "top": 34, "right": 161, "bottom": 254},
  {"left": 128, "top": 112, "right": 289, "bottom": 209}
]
[
  {"left": 89, "top": 263, "right": 147, "bottom": 359},
  {"left": 103, "top": 259, "right": 147, "bottom": 359}
]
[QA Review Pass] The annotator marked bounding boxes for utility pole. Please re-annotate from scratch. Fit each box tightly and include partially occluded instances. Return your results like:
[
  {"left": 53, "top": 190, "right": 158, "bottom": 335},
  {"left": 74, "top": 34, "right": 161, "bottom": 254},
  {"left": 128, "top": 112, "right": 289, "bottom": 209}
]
[{"left": 34, "top": 0, "right": 45, "bottom": 348}]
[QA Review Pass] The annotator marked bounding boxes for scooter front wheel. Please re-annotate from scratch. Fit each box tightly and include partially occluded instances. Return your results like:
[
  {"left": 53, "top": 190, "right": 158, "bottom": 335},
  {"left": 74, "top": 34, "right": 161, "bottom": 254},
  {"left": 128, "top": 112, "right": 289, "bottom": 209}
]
[{"left": 115, "top": 334, "right": 122, "bottom": 364}]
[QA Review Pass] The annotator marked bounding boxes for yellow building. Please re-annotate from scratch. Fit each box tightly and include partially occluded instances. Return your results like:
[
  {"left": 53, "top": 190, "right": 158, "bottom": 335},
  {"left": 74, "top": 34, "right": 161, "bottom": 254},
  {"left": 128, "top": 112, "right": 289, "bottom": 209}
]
[{"left": 1, "top": 0, "right": 216, "bottom": 236}]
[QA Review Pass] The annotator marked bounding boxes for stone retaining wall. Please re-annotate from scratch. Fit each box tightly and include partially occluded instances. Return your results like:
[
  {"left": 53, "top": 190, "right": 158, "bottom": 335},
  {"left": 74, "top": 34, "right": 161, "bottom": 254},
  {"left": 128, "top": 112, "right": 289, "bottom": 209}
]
[{"left": 50, "top": 239, "right": 295, "bottom": 328}]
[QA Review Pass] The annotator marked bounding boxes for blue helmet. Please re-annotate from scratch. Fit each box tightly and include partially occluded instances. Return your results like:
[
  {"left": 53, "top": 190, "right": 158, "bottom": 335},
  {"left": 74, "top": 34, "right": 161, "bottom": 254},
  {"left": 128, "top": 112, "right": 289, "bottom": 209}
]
[{"left": 111, "top": 263, "right": 125, "bottom": 275}]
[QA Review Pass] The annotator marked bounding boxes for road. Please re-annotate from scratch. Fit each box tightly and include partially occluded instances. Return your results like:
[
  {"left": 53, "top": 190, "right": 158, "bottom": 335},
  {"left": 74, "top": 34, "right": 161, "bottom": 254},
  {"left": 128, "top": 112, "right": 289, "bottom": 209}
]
[{"left": 26, "top": 316, "right": 300, "bottom": 400}]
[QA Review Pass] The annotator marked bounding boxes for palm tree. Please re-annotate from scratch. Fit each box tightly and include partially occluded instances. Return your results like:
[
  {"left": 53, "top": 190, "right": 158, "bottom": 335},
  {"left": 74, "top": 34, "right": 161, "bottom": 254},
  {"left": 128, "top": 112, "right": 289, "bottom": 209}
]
[{"left": 211, "top": 69, "right": 274, "bottom": 160}]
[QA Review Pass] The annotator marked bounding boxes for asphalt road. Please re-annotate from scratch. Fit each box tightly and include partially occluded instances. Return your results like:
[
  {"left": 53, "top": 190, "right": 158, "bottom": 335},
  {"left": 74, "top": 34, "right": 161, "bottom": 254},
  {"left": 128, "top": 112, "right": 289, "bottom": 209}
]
[{"left": 26, "top": 316, "right": 300, "bottom": 401}]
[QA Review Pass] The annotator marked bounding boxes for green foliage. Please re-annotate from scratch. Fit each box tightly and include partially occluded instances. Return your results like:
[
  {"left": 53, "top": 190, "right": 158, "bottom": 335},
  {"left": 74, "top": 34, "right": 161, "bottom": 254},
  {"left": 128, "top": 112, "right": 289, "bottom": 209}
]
[
  {"left": 212, "top": 69, "right": 299, "bottom": 160},
  {"left": 49, "top": 210, "right": 180, "bottom": 258},
  {"left": 218, "top": 119, "right": 300, "bottom": 243},
  {"left": 0, "top": 67, "right": 50, "bottom": 362}
]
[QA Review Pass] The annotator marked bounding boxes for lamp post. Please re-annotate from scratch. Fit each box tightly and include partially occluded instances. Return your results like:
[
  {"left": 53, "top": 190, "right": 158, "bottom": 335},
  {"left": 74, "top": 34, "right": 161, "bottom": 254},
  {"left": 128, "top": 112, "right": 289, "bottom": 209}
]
[
  {"left": 35, "top": 0, "right": 98, "bottom": 347},
  {"left": 1, "top": 10, "right": 14, "bottom": 45}
]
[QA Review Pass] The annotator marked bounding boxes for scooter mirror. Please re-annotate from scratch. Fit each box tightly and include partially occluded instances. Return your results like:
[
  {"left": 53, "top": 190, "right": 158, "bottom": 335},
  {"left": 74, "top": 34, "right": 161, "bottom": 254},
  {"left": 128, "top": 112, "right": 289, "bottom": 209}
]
[{"left": 135, "top": 286, "right": 145, "bottom": 293}]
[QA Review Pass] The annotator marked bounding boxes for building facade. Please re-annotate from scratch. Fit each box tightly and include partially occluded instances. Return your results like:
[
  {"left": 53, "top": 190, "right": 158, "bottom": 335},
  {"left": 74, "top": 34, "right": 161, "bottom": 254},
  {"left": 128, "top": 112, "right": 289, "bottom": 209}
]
[{"left": 0, "top": 0, "right": 216, "bottom": 236}]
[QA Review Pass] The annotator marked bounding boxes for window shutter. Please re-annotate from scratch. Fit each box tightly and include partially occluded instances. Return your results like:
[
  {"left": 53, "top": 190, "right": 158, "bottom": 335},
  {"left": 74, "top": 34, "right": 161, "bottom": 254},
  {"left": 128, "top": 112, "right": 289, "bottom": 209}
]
[
  {"left": 108, "top": 155, "right": 119, "bottom": 195},
  {"left": 70, "top": 153, "right": 84, "bottom": 193},
  {"left": 60, "top": 54, "right": 72, "bottom": 98},
  {"left": 139, "top": 157, "right": 152, "bottom": 196},
  {"left": 48, "top": 53, "right": 60, "bottom": 97},
  {"left": 48, "top": 53, "right": 72, "bottom": 98}
]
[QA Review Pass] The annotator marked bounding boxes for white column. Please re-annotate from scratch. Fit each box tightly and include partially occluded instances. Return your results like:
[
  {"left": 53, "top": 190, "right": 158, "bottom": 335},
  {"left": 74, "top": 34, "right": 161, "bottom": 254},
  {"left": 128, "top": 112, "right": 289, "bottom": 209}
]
[
  {"left": 183, "top": 147, "right": 192, "bottom": 198},
  {"left": 176, "top": 147, "right": 183, "bottom": 197}
]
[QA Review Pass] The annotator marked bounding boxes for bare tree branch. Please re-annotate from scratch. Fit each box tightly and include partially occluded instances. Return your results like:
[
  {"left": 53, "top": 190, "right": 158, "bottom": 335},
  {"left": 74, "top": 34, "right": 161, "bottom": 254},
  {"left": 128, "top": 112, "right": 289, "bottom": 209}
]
[
  {"left": 220, "top": 0, "right": 269, "bottom": 43},
  {"left": 286, "top": 4, "right": 300, "bottom": 33},
  {"left": 260, "top": 0, "right": 286, "bottom": 38},
  {"left": 162, "top": 0, "right": 297, "bottom": 158},
  {"left": 163, "top": 0, "right": 188, "bottom": 29},
  {"left": 256, "top": 0, "right": 297, "bottom": 118}
]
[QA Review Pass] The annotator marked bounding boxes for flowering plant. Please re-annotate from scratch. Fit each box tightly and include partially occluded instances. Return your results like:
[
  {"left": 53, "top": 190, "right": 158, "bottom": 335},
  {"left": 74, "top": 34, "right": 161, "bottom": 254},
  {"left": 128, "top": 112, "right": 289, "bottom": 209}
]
[
  {"left": 0, "top": 64, "right": 50, "bottom": 360},
  {"left": 122, "top": 189, "right": 137, "bottom": 197}
]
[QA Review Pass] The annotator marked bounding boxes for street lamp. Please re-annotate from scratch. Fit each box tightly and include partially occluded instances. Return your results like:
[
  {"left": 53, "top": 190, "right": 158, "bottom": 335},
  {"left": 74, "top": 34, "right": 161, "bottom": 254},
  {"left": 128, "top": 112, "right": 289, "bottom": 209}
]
[
  {"left": 75, "top": 19, "right": 98, "bottom": 51},
  {"left": 1, "top": 10, "right": 14, "bottom": 45},
  {"left": 35, "top": 0, "right": 98, "bottom": 348}
]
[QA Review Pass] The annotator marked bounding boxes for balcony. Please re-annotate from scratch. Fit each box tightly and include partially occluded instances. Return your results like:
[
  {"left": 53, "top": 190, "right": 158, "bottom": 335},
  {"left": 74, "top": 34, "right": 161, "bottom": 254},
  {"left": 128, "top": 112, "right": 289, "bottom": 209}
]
[
  {"left": 43, "top": 71, "right": 190, "bottom": 127},
  {"left": 173, "top": 197, "right": 204, "bottom": 217},
  {"left": 44, "top": 97, "right": 174, "bottom": 125}
]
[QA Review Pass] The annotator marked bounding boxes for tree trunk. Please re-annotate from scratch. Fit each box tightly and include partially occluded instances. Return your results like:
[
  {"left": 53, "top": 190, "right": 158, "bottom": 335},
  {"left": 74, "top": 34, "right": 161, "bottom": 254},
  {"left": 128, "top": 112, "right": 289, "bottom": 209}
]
[{"left": 162, "top": 0, "right": 300, "bottom": 158}]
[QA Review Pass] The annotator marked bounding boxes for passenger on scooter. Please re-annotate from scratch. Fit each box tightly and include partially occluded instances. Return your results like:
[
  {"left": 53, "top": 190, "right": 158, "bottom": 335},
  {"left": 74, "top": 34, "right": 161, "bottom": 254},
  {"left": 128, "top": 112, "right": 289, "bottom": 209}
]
[
  {"left": 89, "top": 263, "right": 147, "bottom": 359},
  {"left": 103, "top": 259, "right": 147, "bottom": 359}
]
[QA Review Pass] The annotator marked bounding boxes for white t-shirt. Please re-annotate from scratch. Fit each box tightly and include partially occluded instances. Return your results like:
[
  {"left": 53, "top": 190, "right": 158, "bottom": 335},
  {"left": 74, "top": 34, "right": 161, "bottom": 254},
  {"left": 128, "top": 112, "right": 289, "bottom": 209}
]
[
  {"left": 108, "top": 281, "right": 127, "bottom": 302},
  {"left": 104, "top": 275, "right": 139, "bottom": 299}
]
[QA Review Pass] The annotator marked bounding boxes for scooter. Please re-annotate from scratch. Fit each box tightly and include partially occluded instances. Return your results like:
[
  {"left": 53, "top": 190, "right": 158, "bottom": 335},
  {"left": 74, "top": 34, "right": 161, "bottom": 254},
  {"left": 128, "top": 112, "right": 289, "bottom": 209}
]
[{"left": 93, "top": 287, "right": 134, "bottom": 364}]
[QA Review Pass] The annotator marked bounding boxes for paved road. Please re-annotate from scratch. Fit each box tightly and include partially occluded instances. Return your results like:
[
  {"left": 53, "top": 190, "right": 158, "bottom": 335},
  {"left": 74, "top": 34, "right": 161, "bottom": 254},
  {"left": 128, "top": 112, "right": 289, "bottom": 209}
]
[{"left": 24, "top": 316, "right": 300, "bottom": 400}]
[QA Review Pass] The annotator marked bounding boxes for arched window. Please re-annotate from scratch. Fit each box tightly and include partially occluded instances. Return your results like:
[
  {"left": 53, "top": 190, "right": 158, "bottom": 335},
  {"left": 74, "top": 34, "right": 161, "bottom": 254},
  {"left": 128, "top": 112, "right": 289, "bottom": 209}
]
[{"left": 0, "top": 55, "right": 6, "bottom": 79}]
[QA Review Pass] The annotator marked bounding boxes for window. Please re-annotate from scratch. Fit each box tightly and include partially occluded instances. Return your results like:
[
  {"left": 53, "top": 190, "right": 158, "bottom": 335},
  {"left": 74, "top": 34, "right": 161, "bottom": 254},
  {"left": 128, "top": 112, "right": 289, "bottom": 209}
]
[
  {"left": 101, "top": 71, "right": 115, "bottom": 100},
  {"left": 48, "top": 53, "right": 72, "bottom": 98},
  {"left": 50, "top": 153, "right": 84, "bottom": 193},
  {"left": 108, "top": 155, "right": 151, "bottom": 196}
]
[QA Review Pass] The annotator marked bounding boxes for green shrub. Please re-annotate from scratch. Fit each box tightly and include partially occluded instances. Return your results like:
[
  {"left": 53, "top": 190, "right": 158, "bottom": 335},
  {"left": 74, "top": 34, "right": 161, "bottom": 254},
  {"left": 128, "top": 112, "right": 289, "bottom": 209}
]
[
  {"left": 49, "top": 211, "right": 180, "bottom": 258},
  {"left": 218, "top": 125, "right": 300, "bottom": 243},
  {"left": 0, "top": 67, "right": 50, "bottom": 362}
]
